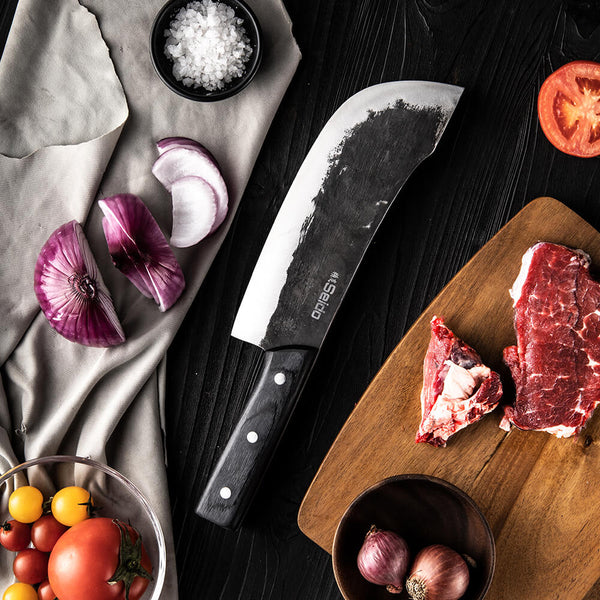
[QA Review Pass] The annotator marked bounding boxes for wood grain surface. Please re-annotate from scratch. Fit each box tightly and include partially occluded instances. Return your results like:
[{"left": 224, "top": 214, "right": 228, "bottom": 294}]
[{"left": 298, "top": 197, "right": 600, "bottom": 599}]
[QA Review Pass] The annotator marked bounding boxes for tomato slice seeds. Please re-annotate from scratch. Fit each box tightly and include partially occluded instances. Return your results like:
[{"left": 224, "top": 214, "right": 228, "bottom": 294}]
[{"left": 538, "top": 60, "right": 600, "bottom": 157}]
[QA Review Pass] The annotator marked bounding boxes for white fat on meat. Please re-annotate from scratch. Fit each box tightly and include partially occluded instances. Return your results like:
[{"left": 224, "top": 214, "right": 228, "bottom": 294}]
[
  {"left": 533, "top": 424, "right": 578, "bottom": 438},
  {"left": 425, "top": 362, "right": 490, "bottom": 431},
  {"left": 509, "top": 245, "right": 535, "bottom": 306},
  {"left": 442, "top": 361, "right": 489, "bottom": 399},
  {"left": 499, "top": 415, "right": 577, "bottom": 437}
]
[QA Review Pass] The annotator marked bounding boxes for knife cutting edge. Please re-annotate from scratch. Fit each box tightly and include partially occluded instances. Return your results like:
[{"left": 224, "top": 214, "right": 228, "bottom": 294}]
[
  {"left": 196, "top": 80, "right": 464, "bottom": 528},
  {"left": 0, "top": 0, "right": 18, "bottom": 63}
]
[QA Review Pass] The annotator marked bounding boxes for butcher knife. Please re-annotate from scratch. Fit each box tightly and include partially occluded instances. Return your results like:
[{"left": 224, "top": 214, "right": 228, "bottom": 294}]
[{"left": 196, "top": 81, "right": 463, "bottom": 528}]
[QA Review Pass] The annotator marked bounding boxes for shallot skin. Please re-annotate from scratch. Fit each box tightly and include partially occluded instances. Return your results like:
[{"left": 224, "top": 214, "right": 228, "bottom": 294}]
[
  {"left": 357, "top": 526, "right": 410, "bottom": 594},
  {"left": 406, "top": 544, "right": 469, "bottom": 600}
]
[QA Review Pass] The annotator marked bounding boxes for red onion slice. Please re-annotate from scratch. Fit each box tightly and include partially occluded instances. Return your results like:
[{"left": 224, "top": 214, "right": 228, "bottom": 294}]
[
  {"left": 33, "top": 220, "right": 125, "bottom": 347},
  {"left": 170, "top": 176, "right": 218, "bottom": 248},
  {"left": 99, "top": 194, "right": 185, "bottom": 312},
  {"left": 156, "top": 138, "right": 220, "bottom": 170},
  {"left": 152, "top": 144, "right": 228, "bottom": 231},
  {"left": 156, "top": 137, "right": 205, "bottom": 155}
]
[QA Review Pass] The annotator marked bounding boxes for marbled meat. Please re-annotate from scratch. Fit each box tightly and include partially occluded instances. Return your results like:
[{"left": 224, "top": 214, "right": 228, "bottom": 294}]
[
  {"left": 417, "top": 316, "right": 503, "bottom": 447},
  {"left": 501, "top": 242, "right": 600, "bottom": 437}
]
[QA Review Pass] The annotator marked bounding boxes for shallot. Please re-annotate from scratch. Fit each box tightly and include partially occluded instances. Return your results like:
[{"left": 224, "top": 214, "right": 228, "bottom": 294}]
[
  {"left": 405, "top": 544, "right": 469, "bottom": 600},
  {"left": 33, "top": 220, "right": 125, "bottom": 347},
  {"left": 98, "top": 194, "right": 185, "bottom": 312},
  {"left": 356, "top": 526, "right": 410, "bottom": 594}
]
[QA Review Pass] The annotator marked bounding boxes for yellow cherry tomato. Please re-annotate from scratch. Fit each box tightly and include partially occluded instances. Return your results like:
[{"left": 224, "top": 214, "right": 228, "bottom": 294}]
[
  {"left": 8, "top": 486, "right": 43, "bottom": 523},
  {"left": 3, "top": 582, "right": 38, "bottom": 600},
  {"left": 51, "top": 486, "right": 94, "bottom": 526}
]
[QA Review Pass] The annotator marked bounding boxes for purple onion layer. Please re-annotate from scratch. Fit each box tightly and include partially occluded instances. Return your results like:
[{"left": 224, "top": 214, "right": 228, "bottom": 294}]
[
  {"left": 33, "top": 220, "right": 125, "bottom": 347},
  {"left": 99, "top": 193, "right": 185, "bottom": 312}
]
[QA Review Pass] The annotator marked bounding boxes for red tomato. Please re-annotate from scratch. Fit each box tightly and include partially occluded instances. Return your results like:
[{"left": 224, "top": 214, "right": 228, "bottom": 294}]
[
  {"left": 12, "top": 548, "right": 49, "bottom": 585},
  {"left": 538, "top": 60, "right": 600, "bottom": 157},
  {"left": 31, "top": 515, "right": 68, "bottom": 553},
  {"left": 48, "top": 518, "right": 152, "bottom": 600},
  {"left": 0, "top": 520, "right": 31, "bottom": 552},
  {"left": 36, "top": 581, "right": 55, "bottom": 600}
]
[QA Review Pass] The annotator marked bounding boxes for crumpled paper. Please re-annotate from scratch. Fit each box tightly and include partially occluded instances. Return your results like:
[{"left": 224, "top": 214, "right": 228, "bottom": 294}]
[{"left": 0, "top": 0, "right": 300, "bottom": 597}]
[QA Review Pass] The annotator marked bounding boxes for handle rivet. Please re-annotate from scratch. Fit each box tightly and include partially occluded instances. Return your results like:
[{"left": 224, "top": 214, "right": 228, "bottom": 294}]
[
  {"left": 220, "top": 487, "right": 232, "bottom": 499},
  {"left": 247, "top": 431, "right": 259, "bottom": 443},
  {"left": 274, "top": 372, "right": 286, "bottom": 385}
]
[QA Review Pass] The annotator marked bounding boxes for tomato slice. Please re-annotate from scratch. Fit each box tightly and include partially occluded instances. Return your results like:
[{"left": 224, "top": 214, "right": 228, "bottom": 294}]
[{"left": 538, "top": 60, "right": 600, "bottom": 157}]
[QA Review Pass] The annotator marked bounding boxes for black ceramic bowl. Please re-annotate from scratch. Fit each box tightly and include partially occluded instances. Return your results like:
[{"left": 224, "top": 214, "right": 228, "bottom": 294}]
[
  {"left": 150, "top": 0, "right": 262, "bottom": 101},
  {"left": 332, "top": 475, "right": 495, "bottom": 600}
]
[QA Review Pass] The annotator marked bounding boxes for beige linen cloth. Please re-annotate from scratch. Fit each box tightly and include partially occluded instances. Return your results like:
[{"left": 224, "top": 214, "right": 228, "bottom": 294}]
[{"left": 0, "top": 0, "right": 300, "bottom": 597}]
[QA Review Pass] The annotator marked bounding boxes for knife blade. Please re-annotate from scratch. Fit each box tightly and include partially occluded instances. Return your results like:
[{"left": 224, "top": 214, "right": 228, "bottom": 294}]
[
  {"left": 196, "top": 80, "right": 463, "bottom": 528},
  {"left": 0, "top": 0, "right": 18, "bottom": 62}
]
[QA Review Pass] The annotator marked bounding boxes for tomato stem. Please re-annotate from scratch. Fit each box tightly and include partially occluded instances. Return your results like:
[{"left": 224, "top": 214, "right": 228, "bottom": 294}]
[
  {"left": 77, "top": 491, "right": 99, "bottom": 517},
  {"left": 108, "top": 519, "right": 153, "bottom": 600},
  {"left": 42, "top": 497, "right": 53, "bottom": 514}
]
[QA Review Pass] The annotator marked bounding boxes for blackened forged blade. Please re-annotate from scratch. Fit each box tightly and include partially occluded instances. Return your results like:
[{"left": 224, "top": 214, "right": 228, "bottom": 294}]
[
  {"left": 196, "top": 81, "right": 463, "bottom": 528},
  {"left": 232, "top": 81, "right": 463, "bottom": 350}
]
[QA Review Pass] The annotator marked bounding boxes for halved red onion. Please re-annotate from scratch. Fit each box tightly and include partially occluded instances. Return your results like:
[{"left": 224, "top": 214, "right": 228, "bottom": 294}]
[
  {"left": 34, "top": 220, "right": 125, "bottom": 347},
  {"left": 98, "top": 194, "right": 185, "bottom": 312},
  {"left": 152, "top": 143, "right": 228, "bottom": 232},
  {"left": 170, "top": 176, "right": 218, "bottom": 247}
]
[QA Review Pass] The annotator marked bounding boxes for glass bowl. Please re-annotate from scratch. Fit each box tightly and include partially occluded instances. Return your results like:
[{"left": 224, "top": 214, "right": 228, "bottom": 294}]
[
  {"left": 0, "top": 455, "right": 166, "bottom": 600},
  {"left": 150, "top": 0, "right": 263, "bottom": 101},
  {"left": 332, "top": 474, "right": 495, "bottom": 600}
]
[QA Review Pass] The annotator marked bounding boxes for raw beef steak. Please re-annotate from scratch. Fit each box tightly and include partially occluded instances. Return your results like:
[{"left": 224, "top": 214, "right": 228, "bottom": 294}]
[
  {"left": 417, "top": 316, "right": 503, "bottom": 447},
  {"left": 501, "top": 242, "right": 600, "bottom": 437}
]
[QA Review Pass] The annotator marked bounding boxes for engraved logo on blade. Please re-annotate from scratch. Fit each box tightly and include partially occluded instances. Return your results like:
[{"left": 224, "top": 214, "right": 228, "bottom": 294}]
[{"left": 311, "top": 272, "right": 339, "bottom": 320}]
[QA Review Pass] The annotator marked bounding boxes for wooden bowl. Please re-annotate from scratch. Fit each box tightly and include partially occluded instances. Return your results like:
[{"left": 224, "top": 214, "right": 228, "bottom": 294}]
[{"left": 332, "top": 474, "right": 495, "bottom": 600}]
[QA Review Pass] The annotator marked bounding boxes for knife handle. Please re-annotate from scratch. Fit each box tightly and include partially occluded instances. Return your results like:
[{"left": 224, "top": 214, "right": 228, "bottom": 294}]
[{"left": 195, "top": 346, "right": 316, "bottom": 529}]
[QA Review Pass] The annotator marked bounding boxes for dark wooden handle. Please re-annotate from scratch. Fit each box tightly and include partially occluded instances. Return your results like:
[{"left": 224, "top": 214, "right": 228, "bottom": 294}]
[{"left": 195, "top": 346, "right": 316, "bottom": 529}]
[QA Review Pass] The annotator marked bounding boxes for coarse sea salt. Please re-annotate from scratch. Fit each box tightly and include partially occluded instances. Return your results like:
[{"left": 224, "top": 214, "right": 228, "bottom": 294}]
[{"left": 164, "top": 0, "right": 253, "bottom": 92}]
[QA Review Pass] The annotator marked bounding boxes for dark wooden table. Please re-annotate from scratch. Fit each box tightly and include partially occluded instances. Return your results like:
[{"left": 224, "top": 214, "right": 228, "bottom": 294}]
[
  {"left": 165, "top": 1, "right": 600, "bottom": 598},
  {"left": 3, "top": 1, "right": 600, "bottom": 598}
]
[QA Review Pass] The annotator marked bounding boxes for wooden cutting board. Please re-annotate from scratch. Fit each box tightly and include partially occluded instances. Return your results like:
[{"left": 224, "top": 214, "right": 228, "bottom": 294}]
[{"left": 298, "top": 197, "right": 600, "bottom": 600}]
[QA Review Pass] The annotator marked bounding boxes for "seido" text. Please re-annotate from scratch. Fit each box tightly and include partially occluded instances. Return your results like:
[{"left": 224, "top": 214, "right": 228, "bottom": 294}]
[{"left": 311, "top": 272, "right": 340, "bottom": 320}]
